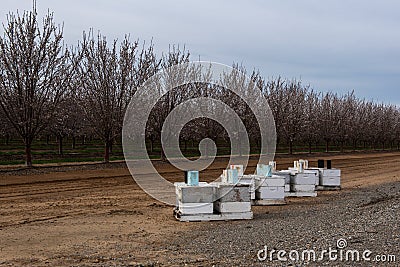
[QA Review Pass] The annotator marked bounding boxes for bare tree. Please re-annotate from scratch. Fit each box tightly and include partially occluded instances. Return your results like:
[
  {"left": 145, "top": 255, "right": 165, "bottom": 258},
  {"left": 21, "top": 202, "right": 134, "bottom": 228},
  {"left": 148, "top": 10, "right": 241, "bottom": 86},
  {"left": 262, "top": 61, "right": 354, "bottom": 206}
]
[
  {"left": 279, "top": 79, "right": 308, "bottom": 154},
  {"left": 50, "top": 95, "right": 83, "bottom": 155},
  {"left": 302, "top": 90, "right": 320, "bottom": 153},
  {"left": 146, "top": 46, "right": 190, "bottom": 160},
  {"left": 360, "top": 102, "right": 377, "bottom": 149},
  {"left": 334, "top": 92, "right": 356, "bottom": 152},
  {"left": 376, "top": 104, "right": 397, "bottom": 150},
  {"left": 348, "top": 99, "right": 367, "bottom": 150},
  {"left": 395, "top": 108, "right": 400, "bottom": 150},
  {"left": 75, "top": 32, "right": 139, "bottom": 162},
  {"left": 0, "top": 5, "right": 72, "bottom": 166},
  {"left": 1, "top": 4, "right": 398, "bottom": 163},
  {"left": 318, "top": 92, "right": 338, "bottom": 152},
  {"left": 0, "top": 107, "right": 13, "bottom": 145}
]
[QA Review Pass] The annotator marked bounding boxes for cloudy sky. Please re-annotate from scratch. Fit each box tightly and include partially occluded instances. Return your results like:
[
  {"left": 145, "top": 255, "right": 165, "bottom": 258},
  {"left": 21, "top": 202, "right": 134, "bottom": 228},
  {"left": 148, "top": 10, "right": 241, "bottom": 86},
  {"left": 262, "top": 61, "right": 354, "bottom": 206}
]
[{"left": 1, "top": 0, "right": 399, "bottom": 105}]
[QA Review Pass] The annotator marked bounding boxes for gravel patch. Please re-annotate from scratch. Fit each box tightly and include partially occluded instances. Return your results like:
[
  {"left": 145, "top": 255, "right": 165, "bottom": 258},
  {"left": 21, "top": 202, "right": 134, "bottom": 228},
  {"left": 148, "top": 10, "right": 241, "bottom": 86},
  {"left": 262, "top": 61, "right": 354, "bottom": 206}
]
[{"left": 163, "top": 182, "right": 400, "bottom": 266}]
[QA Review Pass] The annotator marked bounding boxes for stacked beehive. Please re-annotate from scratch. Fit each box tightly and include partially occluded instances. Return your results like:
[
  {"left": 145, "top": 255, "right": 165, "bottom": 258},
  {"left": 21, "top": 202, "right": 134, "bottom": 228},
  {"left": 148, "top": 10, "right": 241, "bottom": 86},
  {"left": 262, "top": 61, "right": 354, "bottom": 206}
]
[
  {"left": 320, "top": 169, "right": 341, "bottom": 186},
  {"left": 238, "top": 174, "right": 256, "bottom": 200},
  {"left": 214, "top": 183, "right": 252, "bottom": 214},
  {"left": 175, "top": 171, "right": 215, "bottom": 215},
  {"left": 274, "top": 170, "right": 291, "bottom": 193},
  {"left": 317, "top": 160, "right": 341, "bottom": 189},
  {"left": 289, "top": 160, "right": 318, "bottom": 197},
  {"left": 269, "top": 161, "right": 290, "bottom": 192},
  {"left": 214, "top": 165, "right": 252, "bottom": 214},
  {"left": 175, "top": 169, "right": 253, "bottom": 221},
  {"left": 299, "top": 160, "right": 320, "bottom": 188},
  {"left": 254, "top": 164, "right": 286, "bottom": 204}
]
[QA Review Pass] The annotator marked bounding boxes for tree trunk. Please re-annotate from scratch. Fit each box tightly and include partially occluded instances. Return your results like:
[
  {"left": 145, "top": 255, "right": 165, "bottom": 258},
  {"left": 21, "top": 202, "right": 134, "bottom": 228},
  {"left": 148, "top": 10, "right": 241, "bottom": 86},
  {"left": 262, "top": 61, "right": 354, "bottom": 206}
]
[
  {"left": 340, "top": 141, "right": 344, "bottom": 153},
  {"left": 25, "top": 141, "right": 33, "bottom": 167},
  {"left": 72, "top": 136, "right": 76, "bottom": 149},
  {"left": 81, "top": 135, "right": 85, "bottom": 145},
  {"left": 150, "top": 139, "right": 154, "bottom": 153},
  {"left": 353, "top": 139, "right": 357, "bottom": 151},
  {"left": 46, "top": 135, "right": 50, "bottom": 145},
  {"left": 325, "top": 140, "right": 329, "bottom": 153},
  {"left": 5, "top": 133, "right": 10, "bottom": 145},
  {"left": 58, "top": 135, "right": 63, "bottom": 155},
  {"left": 160, "top": 146, "right": 166, "bottom": 161},
  {"left": 289, "top": 140, "right": 293, "bottom": 155},
  {"left": 104, "top": 140, "right": 111, "bottom": 163},
  {"left": 308, "top": 142, "right": 312, "bottom": 154}
]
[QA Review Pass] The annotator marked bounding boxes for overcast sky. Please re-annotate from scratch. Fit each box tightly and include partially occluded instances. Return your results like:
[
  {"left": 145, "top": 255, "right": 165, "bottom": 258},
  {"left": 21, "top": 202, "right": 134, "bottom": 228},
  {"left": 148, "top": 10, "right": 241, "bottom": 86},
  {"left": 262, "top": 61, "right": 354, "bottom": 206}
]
[{"left": 1, "top": 0, "right": 399, "bottom": 105}]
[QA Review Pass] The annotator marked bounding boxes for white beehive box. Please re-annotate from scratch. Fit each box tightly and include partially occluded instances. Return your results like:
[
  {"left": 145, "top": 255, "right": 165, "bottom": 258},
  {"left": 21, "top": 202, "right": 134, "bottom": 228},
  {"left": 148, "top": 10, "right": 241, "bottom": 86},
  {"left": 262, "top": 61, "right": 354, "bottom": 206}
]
[
  {"left": 321, "top": 169, "right": 341, "bottom": 177},
  {"left": 304, "top": 169, "right": 320, "bottom": 185},
  {"left": 318, "top": 168, "right": 341, "bottom": 187},
  {"left": 256, "top": 186, "right": 285, "bottom": 200},
  {"left": 274, "top": 171, "right": 292, "bottom": 184},
  {"left": 291, "top": 184, "right": 315, "bottom": 192},
  {"left": 291, "top": 173, "right": 317, "bottom": 185},
  {"left": 255, "top": 175, "right": 285, "bottom": 188},
  {"left": 214, "top": 183, "right": 251, "bottom": 203},
  {"left": 307, "top": 168, "right": 323, "bottom": 185},
  {"left": 175, "top": 182, "right": 212, "bottom": 206},
  {"left": 213, "top": 183, "right": 252, "bottom": 213},
  {"left": 238, "top": 175, "right": 254, "bottom": 185},
  {"left": 238, "top": 175, "right": 256, "bottom": 200},
  {"left": 320, "top": 176, "right": 341, "bottom": 186},
  {"left": 178, "top": 202, "right": 214, "bottom": 215},
  {"left": 175, "top": 182, "right": 209, "bottom": 190},
  {"left": 214, "top": 201, "right": 251, "bottom": 213},
  {"left": 176, "top": 184, "right": 215, "bottom": 203}
]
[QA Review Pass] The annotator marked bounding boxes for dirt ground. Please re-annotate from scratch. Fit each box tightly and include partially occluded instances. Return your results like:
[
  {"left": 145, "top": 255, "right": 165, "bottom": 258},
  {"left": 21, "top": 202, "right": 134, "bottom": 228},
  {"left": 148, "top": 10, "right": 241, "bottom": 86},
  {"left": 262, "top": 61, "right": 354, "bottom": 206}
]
[{"left": 0, "top": 151, "right": 399, "bottom": 266}]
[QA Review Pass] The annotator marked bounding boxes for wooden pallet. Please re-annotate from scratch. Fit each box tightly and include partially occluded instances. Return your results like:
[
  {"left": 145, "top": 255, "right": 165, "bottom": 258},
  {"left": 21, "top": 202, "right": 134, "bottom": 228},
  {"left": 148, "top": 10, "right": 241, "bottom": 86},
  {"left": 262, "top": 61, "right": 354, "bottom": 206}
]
[
  {"left": 252, "top": 199, "right": 287, "bottom": 206},
  {"left": 285, "top": 191, "right": 317, "bottom": 197},
  {"left": 174, "top": 209, "right": 253, "bottom": 222},
  {"left": 316, "top": 185, "right": 341, "bottom": 191}
]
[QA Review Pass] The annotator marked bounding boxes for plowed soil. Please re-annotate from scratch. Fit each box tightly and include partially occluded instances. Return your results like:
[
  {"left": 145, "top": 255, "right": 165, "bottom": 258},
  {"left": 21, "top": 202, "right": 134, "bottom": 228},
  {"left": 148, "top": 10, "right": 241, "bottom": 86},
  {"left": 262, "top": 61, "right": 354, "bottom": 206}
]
[{"left": 0, "top": 152, "right": 399, "bottom": 266}]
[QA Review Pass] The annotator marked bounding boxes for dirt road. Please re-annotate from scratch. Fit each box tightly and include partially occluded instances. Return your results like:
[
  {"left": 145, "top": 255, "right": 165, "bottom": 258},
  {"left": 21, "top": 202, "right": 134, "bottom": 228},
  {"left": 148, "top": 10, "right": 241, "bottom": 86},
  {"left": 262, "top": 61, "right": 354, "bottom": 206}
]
[{"left": 0, "top": 152, "right": 399, "bottom": 266}]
